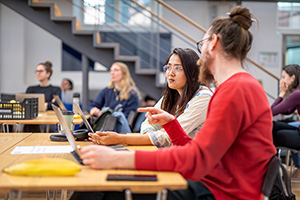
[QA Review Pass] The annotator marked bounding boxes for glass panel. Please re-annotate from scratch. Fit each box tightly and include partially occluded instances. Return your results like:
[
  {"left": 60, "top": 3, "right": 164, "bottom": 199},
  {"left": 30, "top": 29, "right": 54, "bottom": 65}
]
[
  {"left": 83, "top": 0, "right": 106, "bottom": 25},
  {"left": 278, "top": 2, "right": 300, "bottom": 28},
  {"left": 285, "top": 35, "right": 300, "bottom": 65}
]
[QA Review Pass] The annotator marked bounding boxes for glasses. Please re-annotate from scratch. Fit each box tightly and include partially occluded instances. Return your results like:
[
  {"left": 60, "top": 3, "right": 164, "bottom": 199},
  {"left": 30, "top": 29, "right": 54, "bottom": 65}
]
[
  {"left": 163, "top": 65, "right": 183, "bottom": 74},
  {"left": 35, "top": 70, "right": 45, "bottom": 73},
  {"left": 197, "top": 36, "right": 212, "bottom": 54}
]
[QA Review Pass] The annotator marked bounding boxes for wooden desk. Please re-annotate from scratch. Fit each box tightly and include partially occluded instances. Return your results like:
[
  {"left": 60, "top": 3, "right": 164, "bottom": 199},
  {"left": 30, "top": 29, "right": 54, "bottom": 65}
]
[
  {"left": 0, "top": 111, "right": 88, "bottom": 132},
  {"left": 0, "top": 133, "right": 187, "bottom": 199},
  {"left": 0, "top": 133, "right": 32, "bottom": 154}
]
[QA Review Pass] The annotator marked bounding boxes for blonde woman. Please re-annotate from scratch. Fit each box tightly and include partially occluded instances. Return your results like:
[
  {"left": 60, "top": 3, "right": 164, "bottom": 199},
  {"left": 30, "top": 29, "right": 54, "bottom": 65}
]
[{"left": 88, "top": 62, "right": 139, "bottom": 132}]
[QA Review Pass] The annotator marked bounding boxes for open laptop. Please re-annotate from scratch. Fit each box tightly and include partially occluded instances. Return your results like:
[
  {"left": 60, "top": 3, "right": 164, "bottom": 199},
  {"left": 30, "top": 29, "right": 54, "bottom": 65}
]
[
  {"left": 52, "top": 104, "right": 128, "bottom": 164},
  {"left": 73, "top": 103, "right": 128, "bottom": 151},
  {"left": 16, "top": 93, "right": 46, "bottom": 112},
  {"left": 53, "top": 95, "right": 67, "bottom": 111},
  {"left": 73, "top": 103, "right": 94, "bottom": 133},
  {"left": 52, "top": 104, "right": 83, "bottom": 164}
]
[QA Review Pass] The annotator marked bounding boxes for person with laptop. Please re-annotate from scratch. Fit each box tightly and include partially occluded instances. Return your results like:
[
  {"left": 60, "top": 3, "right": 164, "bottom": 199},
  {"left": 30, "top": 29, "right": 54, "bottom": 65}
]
[
  {"left": 70, "top": 6, "right": 276, "bottom": 200},
  {"left": 89, "top": 48, "right": 212, "bottom": 147},
  {"left": 87, "top": 62, "right": 140, "bottom": 133},
  {"left": 26, "top": 61, "right": 61, "bottom": 111}
]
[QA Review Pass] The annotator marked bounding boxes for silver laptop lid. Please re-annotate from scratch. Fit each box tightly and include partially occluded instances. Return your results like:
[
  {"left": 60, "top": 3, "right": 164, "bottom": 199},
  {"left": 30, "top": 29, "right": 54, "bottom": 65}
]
[
  {"left": 53, "top": 95, "right": 67, "bottom": 111},
  {"left": 52, "top": 104, "right": 82, "bottom": 158},
  {"left": 73, "top": 103, "right": 94, "bottom": 133}
]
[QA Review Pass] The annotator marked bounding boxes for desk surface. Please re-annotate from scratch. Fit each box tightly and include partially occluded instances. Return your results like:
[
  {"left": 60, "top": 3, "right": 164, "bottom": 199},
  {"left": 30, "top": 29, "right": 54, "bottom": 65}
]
[
  {"left": 0, "top": 111, "right": 87, "bottom": 125},
  {"left": 0, "top": 133, "right": 187, "bottom": 193},
  {"left": 0, "top": 133, "right": 32, "bottom": 154}
]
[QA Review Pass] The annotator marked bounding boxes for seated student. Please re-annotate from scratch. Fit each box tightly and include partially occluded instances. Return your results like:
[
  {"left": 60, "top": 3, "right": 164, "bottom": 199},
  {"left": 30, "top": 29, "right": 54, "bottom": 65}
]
[
  {"left": 26, "top": 61, "right": 61, "bottom": 111},
  {"left": 88, "top": 62, "right": 140, "bottom": 133},
  {"left": 25, "top": 61, "right": 61, "bottom": 132},
  {"left": 272, "top": 64, "right": 300, "bottom": 171},
  {"left": 70, "top": 6, "right": 276, "bottom": 200},
  {"left": 60, "top": 78, "right": 73, "bottom": 103},
  {"left": 89, "top": 48, "right": 212, "bottom": 147}
]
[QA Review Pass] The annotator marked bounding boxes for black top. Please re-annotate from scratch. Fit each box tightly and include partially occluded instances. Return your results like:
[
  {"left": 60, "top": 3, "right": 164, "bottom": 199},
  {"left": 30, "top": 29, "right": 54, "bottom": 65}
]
[{"left": 26, "top": 85, "right": 61, "bottom": 110}]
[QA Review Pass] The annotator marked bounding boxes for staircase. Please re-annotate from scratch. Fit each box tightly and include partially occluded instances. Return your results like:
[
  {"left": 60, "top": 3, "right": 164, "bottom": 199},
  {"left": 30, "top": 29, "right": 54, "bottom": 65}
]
[{"left": 0, "top": 0, "right": 164, "bottom": 108}]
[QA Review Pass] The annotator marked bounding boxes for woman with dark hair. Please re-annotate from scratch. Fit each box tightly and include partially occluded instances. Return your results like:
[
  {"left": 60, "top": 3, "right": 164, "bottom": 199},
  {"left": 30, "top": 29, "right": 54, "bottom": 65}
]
[
  {"left": 88, "top": 48, "right": 212, "bottom": 147},
  {"left": 272, "top": 64, "right": 300, "bottom": 167},
  {"left": 26, "top": 61, "right": 61, "bottom": 111}
]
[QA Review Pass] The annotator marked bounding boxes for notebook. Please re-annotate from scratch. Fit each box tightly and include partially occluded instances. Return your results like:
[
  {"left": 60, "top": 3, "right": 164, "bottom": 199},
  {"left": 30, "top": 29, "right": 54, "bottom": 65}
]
[
  {"left": 16, "top": 93, "right": 46, "bottom": 112},
  {"left": 53, "top": 95, "right": 67, "bottom": 111},
  {"left": 52, "top": 104, "right": 83, "bottom": 164}
]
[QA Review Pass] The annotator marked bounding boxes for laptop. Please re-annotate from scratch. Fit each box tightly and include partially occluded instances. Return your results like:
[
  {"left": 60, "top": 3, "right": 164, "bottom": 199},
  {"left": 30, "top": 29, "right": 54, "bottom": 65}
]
[
  {"left": 52, "top": 104, "right": 128, "bottom": 164},
  {"left": 53, "top": 95, "right": 67, "bottom": 111},
  {"left": 73, "top": 103, "right": 128, "bottom": 150},
  {"left": 52, "top": 104, "right": 83, "bottom": 164},
  {"left": 16, "top": 93, "right": 46, "bottom": 112},
  {"left": 73, "top": 103, "right": 94, "bottom": 133}
]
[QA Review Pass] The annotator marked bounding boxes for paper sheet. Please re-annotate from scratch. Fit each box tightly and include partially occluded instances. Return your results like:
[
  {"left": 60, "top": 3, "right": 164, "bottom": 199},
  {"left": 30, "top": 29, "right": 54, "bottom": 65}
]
[{"left": 11, "top": 145, "right": 73, "bottom": 154}]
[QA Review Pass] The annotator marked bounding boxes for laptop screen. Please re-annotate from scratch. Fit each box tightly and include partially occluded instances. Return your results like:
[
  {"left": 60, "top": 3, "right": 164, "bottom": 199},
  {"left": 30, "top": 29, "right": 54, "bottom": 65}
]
[{"left": 52, "top": 104, "right": 83, "bottom": 164}]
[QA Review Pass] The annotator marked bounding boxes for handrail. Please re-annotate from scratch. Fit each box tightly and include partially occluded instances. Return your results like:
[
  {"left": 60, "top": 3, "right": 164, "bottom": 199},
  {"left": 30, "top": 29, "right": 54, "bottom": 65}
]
[
  {"left": 129, "top": 0, "right": 197, "bottom": 43},
  {"left": 245, "top": 58, "right": 279, "bottom": 80},
  {"left": 155, "top": 0, "right": 207, "bottom": 33},
  {"left": 154, "top": 0, "right": 280, "bottom": 81}
]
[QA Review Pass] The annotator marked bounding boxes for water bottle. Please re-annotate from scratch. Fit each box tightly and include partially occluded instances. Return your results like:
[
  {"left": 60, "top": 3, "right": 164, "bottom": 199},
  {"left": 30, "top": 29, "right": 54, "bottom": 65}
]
[{"left": 73, "top": 93, "right": 80, "bottom": 114}]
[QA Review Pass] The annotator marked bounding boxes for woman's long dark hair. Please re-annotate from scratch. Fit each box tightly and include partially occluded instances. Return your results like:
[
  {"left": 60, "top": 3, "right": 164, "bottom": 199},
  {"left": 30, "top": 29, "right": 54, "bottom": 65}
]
[{"left": 161, "top": 48, "right": 201, "bottom": 117}]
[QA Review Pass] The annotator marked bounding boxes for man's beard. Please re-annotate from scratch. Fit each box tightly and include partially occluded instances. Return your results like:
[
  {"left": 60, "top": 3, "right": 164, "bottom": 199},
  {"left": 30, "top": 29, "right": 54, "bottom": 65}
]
[{"left": 198, "top": 53, "right": 214, "bottom": 87}]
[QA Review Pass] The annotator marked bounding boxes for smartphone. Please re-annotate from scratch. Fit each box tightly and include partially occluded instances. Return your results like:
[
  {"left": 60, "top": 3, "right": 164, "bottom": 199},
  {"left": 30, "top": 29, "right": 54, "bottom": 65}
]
[{"left": 107, "top": 174, "right": 157, "bottom": 181}]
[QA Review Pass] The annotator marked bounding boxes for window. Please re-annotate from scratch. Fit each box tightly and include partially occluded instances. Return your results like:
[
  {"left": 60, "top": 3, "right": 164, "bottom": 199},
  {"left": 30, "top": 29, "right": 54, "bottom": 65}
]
[
  {"left": 83, "top": 0, "right": 151, "bottom": 26},
  {"left": 278, "top": 2, "right": 300, "bottom": 28}
]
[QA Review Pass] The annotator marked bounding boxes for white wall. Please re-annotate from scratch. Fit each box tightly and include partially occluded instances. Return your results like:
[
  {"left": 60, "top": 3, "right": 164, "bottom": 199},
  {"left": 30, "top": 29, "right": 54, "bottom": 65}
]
[{"left": 0, "top": 3, "right": 111, "bottom": 99}]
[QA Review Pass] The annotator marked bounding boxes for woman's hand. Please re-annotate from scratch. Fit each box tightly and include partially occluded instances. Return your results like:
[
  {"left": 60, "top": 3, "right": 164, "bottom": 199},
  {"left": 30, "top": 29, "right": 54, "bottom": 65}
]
[
  {"left": 138, "top": 107, "right": 175, "bottom": 126},
  {"left": 279, "top": 79, "right": 288, "bottom": 97},
  {"left": 90, "top": 107, "right": 101, "bottom": 117},
  {"left": 88, "top": 131, "right": 122, "bottom": 145},
  {"left": 81, "top": 145, "right": 135, "bottom": 169}
]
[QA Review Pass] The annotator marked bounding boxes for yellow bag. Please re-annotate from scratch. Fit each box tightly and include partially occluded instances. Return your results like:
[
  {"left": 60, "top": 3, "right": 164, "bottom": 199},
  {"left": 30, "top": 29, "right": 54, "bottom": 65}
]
[{"left": 4, "top": 158, "right": 81, "bottom": 176}]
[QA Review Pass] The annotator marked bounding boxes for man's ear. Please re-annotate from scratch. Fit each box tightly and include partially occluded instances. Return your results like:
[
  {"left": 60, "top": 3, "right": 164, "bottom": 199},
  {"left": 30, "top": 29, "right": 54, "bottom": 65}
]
[{"left": 210, "top": 34, "right": 218, "bottom": 51}]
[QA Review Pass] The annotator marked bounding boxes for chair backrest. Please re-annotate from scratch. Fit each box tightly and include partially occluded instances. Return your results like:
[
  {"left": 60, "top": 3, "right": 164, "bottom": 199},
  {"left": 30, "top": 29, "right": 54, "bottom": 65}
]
[
  {"left": 261, "top": 155, "right": 280, "bottom": 198},
  {"left": 263, "top": 155, "right": 296, "bottom": 200}
]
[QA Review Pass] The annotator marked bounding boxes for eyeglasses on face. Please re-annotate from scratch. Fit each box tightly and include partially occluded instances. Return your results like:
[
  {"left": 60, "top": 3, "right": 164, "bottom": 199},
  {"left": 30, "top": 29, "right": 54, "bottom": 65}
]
[
  {"left": 163, "top": 65, "right": 183, "bottom": 74},
  {"left": 35, "top": 70, "right": 45, "bottom": 73},
  {"left": 197, "top": 36, "right": 212, "bottom": 54}
]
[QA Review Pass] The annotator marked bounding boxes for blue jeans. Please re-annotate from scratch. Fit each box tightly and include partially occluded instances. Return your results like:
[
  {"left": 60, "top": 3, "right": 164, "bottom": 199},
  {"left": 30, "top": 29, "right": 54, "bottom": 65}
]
[{"left": 111, "top": 111, "right": 132, "bottom": 133}]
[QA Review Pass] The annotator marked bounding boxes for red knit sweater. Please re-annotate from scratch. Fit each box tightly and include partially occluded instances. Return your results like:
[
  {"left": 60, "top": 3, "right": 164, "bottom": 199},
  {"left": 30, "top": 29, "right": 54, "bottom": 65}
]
[{"left": 135, "top": 73, "right": 276, "bottom": 199}]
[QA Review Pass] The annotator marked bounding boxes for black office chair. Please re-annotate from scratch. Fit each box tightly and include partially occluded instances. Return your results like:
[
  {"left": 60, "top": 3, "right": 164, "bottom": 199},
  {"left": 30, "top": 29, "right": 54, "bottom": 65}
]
[
  {"left": 261, "top": 155, "right": 280, "bottom": 199},
  {"left": 262, "top": 155, "right": 296, "bottom": 200}
]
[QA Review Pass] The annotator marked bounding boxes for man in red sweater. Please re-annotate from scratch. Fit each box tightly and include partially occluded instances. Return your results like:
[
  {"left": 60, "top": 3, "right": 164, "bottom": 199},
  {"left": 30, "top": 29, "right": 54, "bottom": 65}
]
[{"left": 71, "top": 6, "right": 276, "bottom": 200}]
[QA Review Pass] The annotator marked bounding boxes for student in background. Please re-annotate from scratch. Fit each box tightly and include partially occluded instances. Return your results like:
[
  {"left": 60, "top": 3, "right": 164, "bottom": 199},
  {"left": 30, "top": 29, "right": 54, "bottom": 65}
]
[
  {"left": 70, "top": 6, "right": 276, "bottom": 200},
  {"left": 26, "top": 61, "right": 61, "bottom": 111},
  {"left": 60, "top": 78, "right": 73, "bottom": 103},
  {"left": 272, "top": 64, "right": 300, "bottom": 172},
  {"left": 89, "top": 48, "right": 212, "bottom": 147},
  {"left": 88, "top": 62, "right": 140, "bottom": 133}
]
